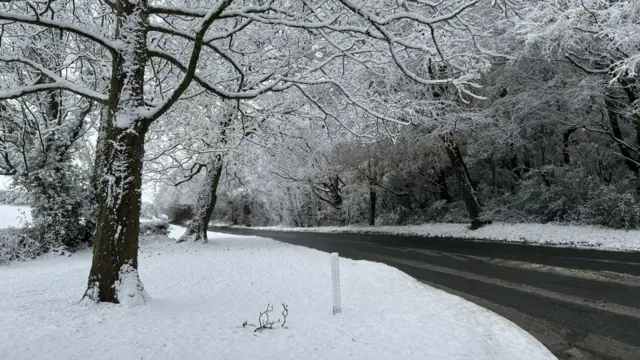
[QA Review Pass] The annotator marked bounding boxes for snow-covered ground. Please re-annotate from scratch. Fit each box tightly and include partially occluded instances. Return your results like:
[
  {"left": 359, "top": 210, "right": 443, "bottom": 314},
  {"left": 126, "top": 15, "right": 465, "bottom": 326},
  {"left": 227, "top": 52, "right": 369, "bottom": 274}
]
[
  {"left": 243, "top": 222, "right": 640, "bottom": 252},
  {"left": 0, "top": 212, "right": 555, "bottom": 359}
]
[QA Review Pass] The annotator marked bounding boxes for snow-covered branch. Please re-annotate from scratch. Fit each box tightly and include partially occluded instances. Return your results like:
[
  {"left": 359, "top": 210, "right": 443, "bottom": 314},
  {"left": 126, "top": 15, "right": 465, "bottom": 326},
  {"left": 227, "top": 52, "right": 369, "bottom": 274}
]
[
  {"left": 143, "top": 0, "right": 238, "bottom": 122},
  {"left": 0, "top": 10, "right": 117, "bottom": 55},
  {"left": 337, "top": 0, "right": 481, "bottom": 25},
  {"left": 146, "top": 49, "right": 286, "bottom": 100},
  {"left": 0, "top": 56, "right": 108, "bottom": 103}
]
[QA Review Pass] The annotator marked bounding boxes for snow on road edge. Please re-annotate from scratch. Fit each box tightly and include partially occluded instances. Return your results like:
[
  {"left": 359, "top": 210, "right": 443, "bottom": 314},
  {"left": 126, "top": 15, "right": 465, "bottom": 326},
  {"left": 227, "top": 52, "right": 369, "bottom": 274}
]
[{"left": 231, "top": 222, "right": 640, "bottom": 252}]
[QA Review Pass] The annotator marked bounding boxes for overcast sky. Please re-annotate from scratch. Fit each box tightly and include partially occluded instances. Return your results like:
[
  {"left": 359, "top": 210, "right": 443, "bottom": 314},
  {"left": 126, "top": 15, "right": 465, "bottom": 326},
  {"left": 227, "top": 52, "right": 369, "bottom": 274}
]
[{"left": 0, "top": 175, "right": 158, "bottom": 203}]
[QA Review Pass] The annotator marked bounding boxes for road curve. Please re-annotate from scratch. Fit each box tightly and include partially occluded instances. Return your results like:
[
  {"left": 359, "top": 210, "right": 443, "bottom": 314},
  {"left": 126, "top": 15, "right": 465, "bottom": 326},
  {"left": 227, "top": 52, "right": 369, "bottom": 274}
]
[{"left": 212, "top": 227, "right": 640, "bottom": 360}]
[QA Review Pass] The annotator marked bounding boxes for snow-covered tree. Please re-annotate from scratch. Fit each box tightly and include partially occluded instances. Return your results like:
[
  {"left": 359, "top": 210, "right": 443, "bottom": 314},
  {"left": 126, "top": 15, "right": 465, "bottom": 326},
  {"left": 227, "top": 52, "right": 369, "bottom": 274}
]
[
  {"left": 0, "top": 0, "right": 506, "bottom": 303},
  {"left": 512, "top": 0, "right": 640, "bottom": 182},
  {"left": 0, "top": 23, "right": 98, "bottom": 250}
]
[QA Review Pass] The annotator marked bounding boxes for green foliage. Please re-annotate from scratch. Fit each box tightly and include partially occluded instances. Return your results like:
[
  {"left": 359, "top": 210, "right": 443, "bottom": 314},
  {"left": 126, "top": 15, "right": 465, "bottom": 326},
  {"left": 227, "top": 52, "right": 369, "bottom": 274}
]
[{"left": 15, "top": 165, "right": 90, "bottom": 250}]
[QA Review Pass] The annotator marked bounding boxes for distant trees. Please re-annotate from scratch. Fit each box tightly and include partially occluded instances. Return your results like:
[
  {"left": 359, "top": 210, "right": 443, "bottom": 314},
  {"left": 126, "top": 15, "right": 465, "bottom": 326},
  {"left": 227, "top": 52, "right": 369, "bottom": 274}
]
[
  {"left": 513, "top": 0, "right": 640, "bottom": 183},
  {"left": 200, "top": 1, "right": 640, "bottom": 230}
]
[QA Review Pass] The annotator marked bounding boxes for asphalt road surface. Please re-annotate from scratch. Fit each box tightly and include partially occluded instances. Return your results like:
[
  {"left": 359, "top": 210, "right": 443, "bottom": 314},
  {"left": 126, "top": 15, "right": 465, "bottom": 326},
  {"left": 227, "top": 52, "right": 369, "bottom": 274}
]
[{"left": 213, "top": 227, "right": 640, "bottom": 360}]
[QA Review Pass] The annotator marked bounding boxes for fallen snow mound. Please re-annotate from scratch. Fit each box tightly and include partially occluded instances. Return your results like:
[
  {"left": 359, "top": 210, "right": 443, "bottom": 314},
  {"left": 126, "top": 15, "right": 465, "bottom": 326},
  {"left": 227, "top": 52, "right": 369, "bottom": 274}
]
[
  {"left": 0, "top": 226, "right": 554, "bottom": 360},
  {"left": 246, "top": 222, "right": 640, "bottom": 252}
]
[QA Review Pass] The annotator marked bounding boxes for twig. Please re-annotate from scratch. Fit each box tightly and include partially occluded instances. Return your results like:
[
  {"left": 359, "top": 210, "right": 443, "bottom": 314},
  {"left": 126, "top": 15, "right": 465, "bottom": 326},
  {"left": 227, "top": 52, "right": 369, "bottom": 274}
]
[
  {"left": 281, "top": 303, "right": 288, "bottom": 328},
  {"left": 254, "top": 303, "right": 276, "bottom": 333},
  {"left": 243, "top": 303, "right": 290, "bottom": 333}
]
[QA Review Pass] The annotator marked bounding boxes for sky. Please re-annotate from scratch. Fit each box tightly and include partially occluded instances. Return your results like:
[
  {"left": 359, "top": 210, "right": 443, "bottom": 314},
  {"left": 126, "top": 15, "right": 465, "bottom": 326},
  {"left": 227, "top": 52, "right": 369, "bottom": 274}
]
[{"left": 0, "top": 175, "right": 155, "bottom": 203}]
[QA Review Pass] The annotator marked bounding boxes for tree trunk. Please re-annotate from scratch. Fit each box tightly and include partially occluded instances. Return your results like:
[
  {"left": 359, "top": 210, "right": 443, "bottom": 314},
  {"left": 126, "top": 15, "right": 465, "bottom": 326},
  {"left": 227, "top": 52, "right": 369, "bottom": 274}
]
[
  {"left": 562, "top": 127, "right": 577, "bottom": 165},
  {"left": 434, "top": 167, "right": 452, "bottom": 202},
  {"left": 86, "top": 109, "right": 109, "bottom": 243},
  {"left": 490, "top": 158, "right": 497, "bottom": 196},
  {"left": 178, "top": 156, "right": 224, "bottom": 243},
  {"left": 441, "top": 133, "right": 489, "bottom": 229},
  {"left": 84, "top": 0, "right": 150, "bottom": 304},
  {"left": 367, "top": 158, "right": 377, "bottom": 226},
  {"left": 242, "top": 203, "right": 252, "bottom": 226},
  {"left": 369, "top": 184, "right": 377, "bottom": 226},
  {"left": 84, "top": 122, "right": 149, "bottom": 304},
  {"left": 604, "top": 97, "right": 640, "bottom": 194},
  {"left": 180, "top": 104, "right": 233, "bottom": 241},
  {"left": 605, "top": 98, "right": 639, "bottom": 176},
  {"left": 509, "top": 143, "right": 523, "bottom": 180}
]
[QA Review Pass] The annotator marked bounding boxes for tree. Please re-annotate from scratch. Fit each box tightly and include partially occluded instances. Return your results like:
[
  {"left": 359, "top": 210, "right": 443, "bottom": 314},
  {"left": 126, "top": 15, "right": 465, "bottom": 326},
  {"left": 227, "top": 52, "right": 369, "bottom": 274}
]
[
  {"left": 1, "top": 0, "right": 509, "bottom": 303},
  {"left": 199, "top": 0, "right": 640, "bottom": 230},
  {"left": 0, "top": 25, "right": 97, "bottom": 250},
  {"left": 175, "top": 102, "right": 235, "bottom": 243},
  {"left": 512, "top": 0, "right": 640, "bottom": 185}
]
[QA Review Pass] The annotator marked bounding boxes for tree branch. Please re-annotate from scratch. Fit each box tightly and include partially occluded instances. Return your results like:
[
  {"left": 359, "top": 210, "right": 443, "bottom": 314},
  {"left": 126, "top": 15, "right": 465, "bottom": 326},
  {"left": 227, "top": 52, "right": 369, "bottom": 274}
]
[
  {"left": 147, "top": 49, "right": 286, "bottom": 100},
  {"left": 142, "top": 0, "right": 236, "bottom": 123},
  {"left": 0, "top": 56, "right": 108, "bottom": 103},
  {"left": 0, "top": 11, "right": 117, "bottom": 55}
]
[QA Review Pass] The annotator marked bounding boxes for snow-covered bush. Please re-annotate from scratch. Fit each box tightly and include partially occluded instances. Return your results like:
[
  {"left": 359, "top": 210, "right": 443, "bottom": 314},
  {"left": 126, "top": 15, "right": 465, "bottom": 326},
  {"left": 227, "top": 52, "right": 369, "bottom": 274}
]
[
  {"left": 376, "top": 211, "right": 402, "bottom": 226},
  {"left": 440, "top": 202, "right": 473, "bottom": 224},
  {"left": 578, "top": 187, "right": 640, "bottom": 229},
  {"left": 164, "top": 204, "right": 193, "bottom": 225},
  {"left": 0, "top": 190, "right": 31, "bottom": 205},
  {"left": 140, "top": 202, "right": 162, "bottom": 220},
  {"left": 17, "top": 170, "right": 90, "bottom": 250},
  {"left": 0, "top": 228, "right": 43, "bottom": 264},
  {"left": 139, "top": 221, "right": 170, "bottom": 236},
  {"left": 485, "top": 168, "right": 640, "bottom": 229},
  {"left": 313, "top": 206, "right": 346, "bottom": 226}
]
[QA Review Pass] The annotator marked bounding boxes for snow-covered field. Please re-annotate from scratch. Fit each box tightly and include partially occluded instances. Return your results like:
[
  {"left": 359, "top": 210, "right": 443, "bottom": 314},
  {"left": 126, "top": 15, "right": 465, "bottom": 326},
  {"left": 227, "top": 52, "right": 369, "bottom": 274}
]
[
  {"left": 245, "top": 222, "right": 640, "bottom": 252},
  {"left": 0, "top": 205, "right": 554, "bottom": 360},
  {"left": 0, "top": 204, "right": 30, "bottom": 228}
]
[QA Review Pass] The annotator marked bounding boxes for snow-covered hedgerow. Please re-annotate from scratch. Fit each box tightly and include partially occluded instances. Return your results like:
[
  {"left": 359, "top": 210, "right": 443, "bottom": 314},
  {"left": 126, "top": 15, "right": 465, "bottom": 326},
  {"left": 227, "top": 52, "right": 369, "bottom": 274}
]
[{"left": 0, "top": 220, "right": 171, "bottom": 264}]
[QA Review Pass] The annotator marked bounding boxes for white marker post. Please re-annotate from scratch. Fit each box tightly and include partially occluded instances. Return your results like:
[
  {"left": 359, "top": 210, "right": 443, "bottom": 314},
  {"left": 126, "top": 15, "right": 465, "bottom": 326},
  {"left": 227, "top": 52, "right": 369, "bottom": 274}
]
[{"left": 331, "top": 252, "right": 341, "bottom": 315}]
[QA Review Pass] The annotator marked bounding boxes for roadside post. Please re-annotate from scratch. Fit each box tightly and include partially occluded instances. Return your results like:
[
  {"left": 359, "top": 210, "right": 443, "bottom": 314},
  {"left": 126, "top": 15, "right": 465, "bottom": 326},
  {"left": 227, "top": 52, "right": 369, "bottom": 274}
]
[{"left": 331, "top": 252, "right": 341, "bottom": 315}]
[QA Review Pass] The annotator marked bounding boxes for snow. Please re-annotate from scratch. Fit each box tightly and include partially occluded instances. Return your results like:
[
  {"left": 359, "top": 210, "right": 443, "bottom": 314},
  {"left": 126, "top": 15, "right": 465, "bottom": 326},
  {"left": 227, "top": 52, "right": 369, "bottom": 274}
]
[
  {"left": 0, "top": 176, "right": 11, "bottom": 190},
  {"left": 244, "top": 222, "right": 640, "bottom": 252},
  {"left": 0, "top": 204, "right": 30, "bottom": 228},
  {"left": 114, "top": 263, "right": 150, "bottom": 307},
  {"left": 115, "top": 113, "right": 135, "bottom": 128},
  {"left": 0, "top": 221, "right": 555, "bottom": 360}
]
